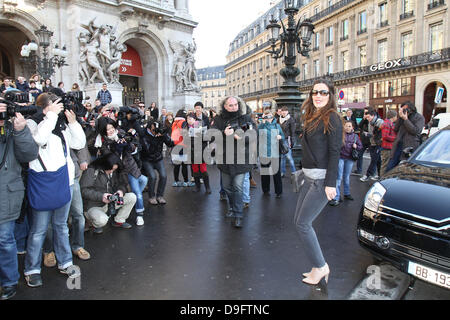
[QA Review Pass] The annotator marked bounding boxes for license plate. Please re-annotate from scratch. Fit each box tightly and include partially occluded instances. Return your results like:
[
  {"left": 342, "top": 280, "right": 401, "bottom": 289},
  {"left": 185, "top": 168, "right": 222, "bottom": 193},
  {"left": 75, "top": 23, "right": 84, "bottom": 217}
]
[{"left": 408, "top": 262, "right": 450, "bottom": 290}]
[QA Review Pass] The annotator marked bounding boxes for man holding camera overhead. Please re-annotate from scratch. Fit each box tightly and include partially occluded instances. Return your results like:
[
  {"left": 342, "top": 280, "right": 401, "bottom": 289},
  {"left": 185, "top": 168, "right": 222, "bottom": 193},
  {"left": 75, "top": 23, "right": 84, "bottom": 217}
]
[
  {"left": 0, "top": 100, "right": 39, "bottom": 300},
  {"left": 80, "top": 152, "right": 136, "bottom": 233}
]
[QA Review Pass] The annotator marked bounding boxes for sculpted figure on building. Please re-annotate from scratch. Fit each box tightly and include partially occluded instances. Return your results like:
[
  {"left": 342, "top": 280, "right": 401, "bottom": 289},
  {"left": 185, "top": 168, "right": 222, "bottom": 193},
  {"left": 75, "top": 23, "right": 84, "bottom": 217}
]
[
  {"left": 78, "top": 18, "right": 126, "bottom": 85},
  {"left": 170, "top": 39, "right": 200, "bottom": 93}
]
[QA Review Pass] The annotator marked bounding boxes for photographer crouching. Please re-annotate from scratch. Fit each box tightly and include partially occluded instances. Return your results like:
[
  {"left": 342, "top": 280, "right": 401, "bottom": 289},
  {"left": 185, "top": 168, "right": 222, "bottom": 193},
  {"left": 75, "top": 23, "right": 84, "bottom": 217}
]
[
  {"left": 80, "top": 153, "right": 136, "bottom": 233},
  {"left": 91, "top": 117, "right": 145, "bottom": 227},
  {"left": 0, "top": 100, "right": 39, "bottom": 300}
]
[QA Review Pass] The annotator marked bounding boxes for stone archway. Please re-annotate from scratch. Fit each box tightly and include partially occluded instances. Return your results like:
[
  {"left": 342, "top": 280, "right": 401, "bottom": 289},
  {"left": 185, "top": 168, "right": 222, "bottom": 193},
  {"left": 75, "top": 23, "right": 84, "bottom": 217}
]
[
  {"left": 423, "top": 81, "right": 448, "bottom": 123},
  {"left": 119, "top": 29, "right": 171, "bottom": 110},
  {"left": 0, "top": 11, "right": 42, "bottom": 79}
]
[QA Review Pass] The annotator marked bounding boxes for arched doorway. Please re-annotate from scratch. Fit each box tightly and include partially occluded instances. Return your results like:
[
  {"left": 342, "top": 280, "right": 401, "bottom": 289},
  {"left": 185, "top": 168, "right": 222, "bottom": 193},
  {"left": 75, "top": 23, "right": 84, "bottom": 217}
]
[
  {"left": 0, "top": 24, "right": 30, "bottom": 80},
  {"left": 119, "top": 29, "right": 169, "bottom": 110},
  {"left": 423, "top": 82, "right": 447, "bottom": 123}
]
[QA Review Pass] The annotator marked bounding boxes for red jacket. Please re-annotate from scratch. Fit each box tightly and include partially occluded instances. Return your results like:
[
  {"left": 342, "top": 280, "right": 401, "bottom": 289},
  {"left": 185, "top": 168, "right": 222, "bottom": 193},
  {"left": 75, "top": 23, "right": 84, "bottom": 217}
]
[{"left": 381, "top": 119, "right": 397, "bottom": 150}]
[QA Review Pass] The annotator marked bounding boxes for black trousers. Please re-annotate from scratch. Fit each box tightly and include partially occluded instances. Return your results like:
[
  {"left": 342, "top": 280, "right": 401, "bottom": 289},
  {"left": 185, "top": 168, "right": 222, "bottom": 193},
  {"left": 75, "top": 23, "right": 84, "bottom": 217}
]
[{"left": 260, "top": 157, "right": 282, "bottom": 195}]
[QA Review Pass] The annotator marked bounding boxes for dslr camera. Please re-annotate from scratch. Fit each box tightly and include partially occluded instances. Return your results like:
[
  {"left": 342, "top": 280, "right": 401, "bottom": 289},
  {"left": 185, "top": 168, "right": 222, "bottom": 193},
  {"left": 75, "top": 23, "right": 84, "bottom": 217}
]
[
  {"left": 106, "top": 193, "right": 124, "bottom": 216},
  {"left": 226, "top": 118, "right": 253, "bottom": 132},
  {"left": 0, "top": 90, "right": 37, "bottom": 120}
]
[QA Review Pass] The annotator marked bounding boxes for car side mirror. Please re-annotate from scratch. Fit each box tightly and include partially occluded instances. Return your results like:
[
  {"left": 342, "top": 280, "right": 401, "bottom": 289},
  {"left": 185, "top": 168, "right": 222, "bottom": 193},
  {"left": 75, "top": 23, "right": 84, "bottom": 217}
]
[{"left": 402, "top": 147, "right": 414, "bottom": 159}]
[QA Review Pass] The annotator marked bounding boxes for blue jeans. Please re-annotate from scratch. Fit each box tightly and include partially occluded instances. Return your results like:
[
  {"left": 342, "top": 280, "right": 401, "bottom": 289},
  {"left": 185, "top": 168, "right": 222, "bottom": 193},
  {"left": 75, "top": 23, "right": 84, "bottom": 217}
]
[
  {"left": 128, "top": 174, "right": 148, "bottom": 214},
  {"left": 242, "top": 172, "right": 250, "bottom": 204},
  {"left": 14, "top": 212, "right": 31, "bottom": 253},
  {"left": 25, "top": 186, "right": 74, "bottom": 276},
  {"left": 222, "top": 172, "right": 246, "bottom": 218},
  {"left": 44, "top": 179, "right": 86, "bottom": 253},
  {"left": 142, "top": 160, "right": 166, "bottom": 199},
  {"left": 356, "top": 145, "right": 369, "bottom": 174},
  {"left": 386, "top": 141, "right": 403, "bottom": 173},
  {"left": 335, "top": 158, "right": 354, "bottom": 201},
  {"left": 281, "top": 148, "right": 296, "bottom": 175},
  {"left": 219, "top": 172, "right": 226, "bottom": 196},
  {"left": 0, "top": 221, "right": 20, "bottom": 287}
]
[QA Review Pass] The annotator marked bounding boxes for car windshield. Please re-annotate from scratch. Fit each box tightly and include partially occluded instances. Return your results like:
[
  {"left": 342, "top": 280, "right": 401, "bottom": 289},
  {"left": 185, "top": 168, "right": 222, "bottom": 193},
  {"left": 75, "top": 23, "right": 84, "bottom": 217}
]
[{"left": 414, "top": 130, "right": 450, "bottom": 165}]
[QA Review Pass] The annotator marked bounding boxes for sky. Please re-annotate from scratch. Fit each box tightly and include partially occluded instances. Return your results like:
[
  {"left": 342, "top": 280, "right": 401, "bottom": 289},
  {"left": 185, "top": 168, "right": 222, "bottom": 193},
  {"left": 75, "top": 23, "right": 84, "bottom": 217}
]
[{"left": 189, "top": 0, "right": 277, "bottom": 69}]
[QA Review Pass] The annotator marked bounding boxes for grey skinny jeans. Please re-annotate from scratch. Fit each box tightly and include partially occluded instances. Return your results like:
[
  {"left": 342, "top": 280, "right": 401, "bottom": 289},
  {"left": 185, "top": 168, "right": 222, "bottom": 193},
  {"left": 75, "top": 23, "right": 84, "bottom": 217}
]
[{"left": 293, "top": 177, "right": 329, "bottom": 269}]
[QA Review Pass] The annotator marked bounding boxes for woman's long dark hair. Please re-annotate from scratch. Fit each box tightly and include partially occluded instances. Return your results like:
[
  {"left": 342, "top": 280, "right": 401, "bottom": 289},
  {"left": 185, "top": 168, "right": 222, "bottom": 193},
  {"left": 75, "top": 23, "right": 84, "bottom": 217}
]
[{"left": 301, "top": 79, "right": 338, "bottom": 134}]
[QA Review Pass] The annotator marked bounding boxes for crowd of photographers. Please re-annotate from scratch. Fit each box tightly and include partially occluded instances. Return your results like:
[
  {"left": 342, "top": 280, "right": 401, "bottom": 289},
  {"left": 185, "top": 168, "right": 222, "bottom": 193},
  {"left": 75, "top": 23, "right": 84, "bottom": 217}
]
[{"left": 0, "top": 75, "right": 425, "bottom": 300}]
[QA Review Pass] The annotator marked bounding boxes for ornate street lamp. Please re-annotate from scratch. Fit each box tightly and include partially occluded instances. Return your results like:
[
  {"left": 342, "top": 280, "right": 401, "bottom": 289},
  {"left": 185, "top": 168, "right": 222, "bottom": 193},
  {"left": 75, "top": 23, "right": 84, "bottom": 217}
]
[
  {"left": 20, "top": 25, "right": 68, "bottom": 80},
  {"left": 266, "top": 0, "right": 314, "bottom": 110}
]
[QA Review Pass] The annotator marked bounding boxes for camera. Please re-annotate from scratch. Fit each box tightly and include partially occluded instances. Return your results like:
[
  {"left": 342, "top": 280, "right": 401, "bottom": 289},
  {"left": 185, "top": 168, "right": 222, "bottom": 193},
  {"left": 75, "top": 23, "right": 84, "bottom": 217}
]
[
  {"left": 0, "top": 90, "right": 37, "bottom": 120},
  {"left": 149, "top": 120, "right": 166, "bottom": 135},
  {"left": 226, "top": 118, "right": 253, "bottom": 132},
  {"left": 106, "top": 193, "right": 124, "bottom": 216}
]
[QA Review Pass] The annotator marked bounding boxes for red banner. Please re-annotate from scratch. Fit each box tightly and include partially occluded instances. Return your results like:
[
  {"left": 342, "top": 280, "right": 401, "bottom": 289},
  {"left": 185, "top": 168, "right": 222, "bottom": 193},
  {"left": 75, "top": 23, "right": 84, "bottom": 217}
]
[{"left": 119, "top": 45, "right": 143, "bottom": 77}]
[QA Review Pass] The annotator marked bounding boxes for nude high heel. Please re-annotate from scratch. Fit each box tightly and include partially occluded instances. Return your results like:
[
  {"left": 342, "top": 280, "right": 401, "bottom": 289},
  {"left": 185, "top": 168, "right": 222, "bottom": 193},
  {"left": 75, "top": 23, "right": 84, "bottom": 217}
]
[{"left": 302, "top": 263, "right": 330, "bottom": 285}]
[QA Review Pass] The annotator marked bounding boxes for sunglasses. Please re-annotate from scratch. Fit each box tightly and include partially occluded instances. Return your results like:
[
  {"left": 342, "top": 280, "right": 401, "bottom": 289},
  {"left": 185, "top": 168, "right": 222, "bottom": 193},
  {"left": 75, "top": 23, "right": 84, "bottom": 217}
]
[{"left": 311, "top": 90, "right": 330, "bottom": 97}]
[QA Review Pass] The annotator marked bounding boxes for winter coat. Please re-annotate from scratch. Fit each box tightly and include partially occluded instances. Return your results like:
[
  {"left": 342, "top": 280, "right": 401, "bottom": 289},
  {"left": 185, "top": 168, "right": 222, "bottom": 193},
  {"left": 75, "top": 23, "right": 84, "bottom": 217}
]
[
  {"left": 0, "top": 123, "right": 39, "bottom": 225},
  {"left": 381, "top": 119, "right": 397, "bottom": 150},
  {"left": 279, "top": 114, "right": 296, "bottom": 147},
  {"left": 98, "top": 129, "right": 142, "bottom": 179},
  {"left": 391, "top": 112, "right": 425, "bottom": 159},
  {"left": 340, "top": 132, "right": 363, "bottom": 160},
  {"left": 211, "top": 97, "right": 256, "bottom": 176},
  {"left": 140, "top": 128, "right": 174, "bottom": 163},
  {"left": 80, "top": 167, "right": 128, "bottom": 211},
  {"left": 300, "top": 112, "right": 343, "bottom": 188},
  {"left": 257, "top": 119, "right": 285, "bottom": 158}
]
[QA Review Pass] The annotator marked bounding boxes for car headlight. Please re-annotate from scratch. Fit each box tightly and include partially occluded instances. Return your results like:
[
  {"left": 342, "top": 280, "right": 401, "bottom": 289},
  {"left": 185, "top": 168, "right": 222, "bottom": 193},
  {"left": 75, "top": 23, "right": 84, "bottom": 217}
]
[{"left": 364, "top": 182, "right": 386, "bottom": 213}]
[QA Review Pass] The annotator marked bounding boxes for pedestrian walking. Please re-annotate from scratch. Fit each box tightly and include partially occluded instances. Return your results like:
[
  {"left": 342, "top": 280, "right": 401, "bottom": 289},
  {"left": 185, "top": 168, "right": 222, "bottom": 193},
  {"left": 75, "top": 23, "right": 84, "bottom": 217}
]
[
  {"left": 380, "top": 110, "right": 397, "bottom": 177},
  {"left": 360, "top": 109, "right": 383, "bottom": 182},
  {"left": 329, "top": 120, "right": 362, "bottom": 206},
  {"left": 293, "top": 79, "right": 342, "bottom": 285}
]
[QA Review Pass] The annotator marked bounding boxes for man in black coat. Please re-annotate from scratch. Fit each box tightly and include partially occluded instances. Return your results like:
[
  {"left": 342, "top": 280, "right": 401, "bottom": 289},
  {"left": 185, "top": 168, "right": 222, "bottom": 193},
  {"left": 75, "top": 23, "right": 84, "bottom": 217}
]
[
  {"left": 211, "top": 96, "right": 256, "bottom": 228},
  {"left": 279, "top": 106, "right": 297, "bottom": 177}
]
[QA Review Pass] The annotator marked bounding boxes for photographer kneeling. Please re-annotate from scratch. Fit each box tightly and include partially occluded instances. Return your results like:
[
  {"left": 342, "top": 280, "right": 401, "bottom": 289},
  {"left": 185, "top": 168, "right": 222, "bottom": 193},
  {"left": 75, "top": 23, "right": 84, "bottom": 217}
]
[
  {"left": 80, "top": 153, "right": 136, "bottom": 233},
  {"left": 95, "top": 117, "right": 147, "bottom": 226}
]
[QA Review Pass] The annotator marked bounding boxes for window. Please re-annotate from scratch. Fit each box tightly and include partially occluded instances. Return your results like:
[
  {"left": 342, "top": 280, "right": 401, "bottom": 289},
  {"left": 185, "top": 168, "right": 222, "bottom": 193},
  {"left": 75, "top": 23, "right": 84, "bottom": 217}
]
[
  {"left": 326, "top": 26, "right": 334, "bottom": 46},
  {"left": 402, "top": 0, "right": 414, "bottom": 14},
  {"left": 314, "top": 60, "right": 320, "bottom": 77},
  {"left": 328, "top": 0, "right": 333, "bottom": 7},
  {"left": 266, "top": 55, "right": 271, "bottom": 69},
  {"left": 327, "top": 56, "right": 333, "bottom": 74},
  {"left": 302, "top": 63, "right": 308, "bottom": 80},
  {"left": 358, "top": 45, "right": 367, "bottom": 67},
  {"left": 378, "top": 39, "right": 388, "bottom": 63},
  {"left": 274, "top": 74, "right": 278, "bottom": 87},
  {"left": 430, "top": 22, "right": 444, "bottom": 52},
  {"left": 314, "top": 32, "right": 320, "bottom": 50},
  {"left": 314, "top": 6, "right": 319, "bottom": 15},
  {"left": 341, "top": 19, "right": 349, "bottom": 41},
  {"left": 379, "top": 2, "right": 388, "bottom": 27},
  {"left": 267, "top": 76, "right": 271, "bottom": 89},
  {"left": 341, "top": 51, "right": 349, "bottom": 71},
  {"left": 358, "top": 11, "right": 367, "bottom": 34},
  {"left": 401, "top": 32, "right": 413, "bottom": 58}
]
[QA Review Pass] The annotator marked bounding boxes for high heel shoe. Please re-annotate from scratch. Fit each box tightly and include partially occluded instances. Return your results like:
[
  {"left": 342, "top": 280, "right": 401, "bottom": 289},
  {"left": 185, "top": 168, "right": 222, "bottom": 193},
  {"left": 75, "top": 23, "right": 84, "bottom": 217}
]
[
  {"left": 302, "top": 270, "right": 312, "bottom": 278},
  {"left": 302, "top": 263, "right": 330, "bottom": 285}
]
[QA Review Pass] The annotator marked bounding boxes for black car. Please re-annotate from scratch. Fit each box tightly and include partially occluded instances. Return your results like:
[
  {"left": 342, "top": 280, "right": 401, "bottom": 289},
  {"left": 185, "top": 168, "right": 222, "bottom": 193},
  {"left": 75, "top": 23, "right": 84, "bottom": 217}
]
[{"left": 357, "top": 125, "right": 450, "bottom": 290}]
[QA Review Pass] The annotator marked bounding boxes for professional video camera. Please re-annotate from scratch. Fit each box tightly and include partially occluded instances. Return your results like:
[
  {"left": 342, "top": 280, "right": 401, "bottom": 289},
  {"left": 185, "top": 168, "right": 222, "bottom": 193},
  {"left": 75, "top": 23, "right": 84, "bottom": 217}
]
[
  {"left": 0, "top": 89, "right": 37, "bottom": 120},
  {"left": 106, "top": 193, "right": 124, "bottom": 216}
]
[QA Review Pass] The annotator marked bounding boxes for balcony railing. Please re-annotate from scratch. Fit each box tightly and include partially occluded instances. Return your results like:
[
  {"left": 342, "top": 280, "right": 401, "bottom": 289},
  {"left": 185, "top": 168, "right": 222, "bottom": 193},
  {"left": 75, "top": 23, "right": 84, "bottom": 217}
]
[
  {"left": 240, "top": 87, "right": 280, "bottom": 99},
  {"left": 357, "top": 28, "right": 367, "bottom": 35},
  {"left": 378, "top": 20, "right": 389, "bottom": 28},
  {"left": 325, "top": 41, "right": 334, "bottom": 47},
  {"left": 428, "top": 0, "right": 445, "bottom": 10},
  {"left": 310, "top": 0, "right": 358, "bottom": 22},
  {"left": 297, "top": 47, "right": 450, "bottom": 89},
  {"left": 340, "top": 35, "right": 349, "bottom": 42},
  {"left": 400, "top": 11, "right": 414, "bottom": 20}
]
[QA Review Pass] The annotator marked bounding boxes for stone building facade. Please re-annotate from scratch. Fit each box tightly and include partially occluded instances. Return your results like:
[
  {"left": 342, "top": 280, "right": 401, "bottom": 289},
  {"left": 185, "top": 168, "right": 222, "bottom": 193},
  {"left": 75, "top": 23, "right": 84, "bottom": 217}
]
[
  {"left": 197, "top": 65, "right": 226, "bottom": 111},
  {"left": 226, "top": 0, "right": 449, "bottom": 122},
  {"left": 0, "top": 0, "right": 200, "bottom": 113}
]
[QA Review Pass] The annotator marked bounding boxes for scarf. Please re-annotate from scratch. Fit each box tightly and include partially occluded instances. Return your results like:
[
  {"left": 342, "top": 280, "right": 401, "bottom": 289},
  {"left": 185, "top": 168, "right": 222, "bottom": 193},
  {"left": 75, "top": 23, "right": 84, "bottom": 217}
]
[{"left": 279, "top": 114, "right": 290, "bottom": 125}]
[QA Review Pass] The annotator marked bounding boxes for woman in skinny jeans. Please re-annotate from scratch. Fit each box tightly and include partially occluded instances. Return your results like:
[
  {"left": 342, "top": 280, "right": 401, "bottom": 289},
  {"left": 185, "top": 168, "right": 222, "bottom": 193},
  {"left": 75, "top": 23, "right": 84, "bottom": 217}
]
[{"left": 293, "top": 79, "right": 342, "bottom": 285}]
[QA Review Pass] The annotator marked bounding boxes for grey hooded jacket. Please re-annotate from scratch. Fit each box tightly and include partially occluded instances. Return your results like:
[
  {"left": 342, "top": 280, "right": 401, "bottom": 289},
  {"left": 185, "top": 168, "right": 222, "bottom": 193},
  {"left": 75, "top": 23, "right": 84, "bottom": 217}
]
[{"left": 0, "top": 123, "right": 39, "bottom": 225}]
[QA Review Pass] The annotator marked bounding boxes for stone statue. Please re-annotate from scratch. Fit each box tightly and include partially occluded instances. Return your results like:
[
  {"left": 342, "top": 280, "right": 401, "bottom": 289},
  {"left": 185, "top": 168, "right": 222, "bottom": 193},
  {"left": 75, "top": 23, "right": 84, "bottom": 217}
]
[
  {"left": 78, "top": 18, "right": 122, "bottom": 85},
  {"left": 169, "top": 39, "right": 200, "bottom": 93}
]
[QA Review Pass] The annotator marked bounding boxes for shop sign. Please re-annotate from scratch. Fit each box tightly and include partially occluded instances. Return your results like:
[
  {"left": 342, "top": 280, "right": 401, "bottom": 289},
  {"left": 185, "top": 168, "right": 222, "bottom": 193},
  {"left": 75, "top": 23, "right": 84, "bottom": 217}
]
[
  {"left": 370, "top": 59, "right": 403, "bottom": 72},
  {"left": 119, "top": 45, "right": 143, "bottom": 77}
]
